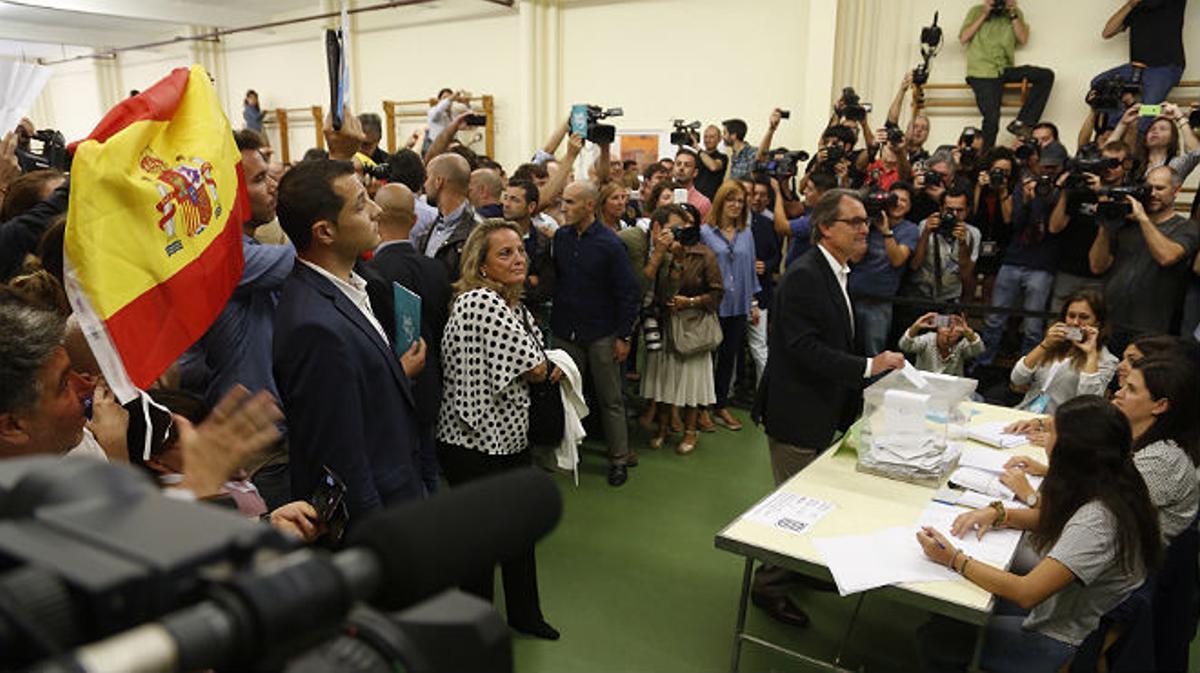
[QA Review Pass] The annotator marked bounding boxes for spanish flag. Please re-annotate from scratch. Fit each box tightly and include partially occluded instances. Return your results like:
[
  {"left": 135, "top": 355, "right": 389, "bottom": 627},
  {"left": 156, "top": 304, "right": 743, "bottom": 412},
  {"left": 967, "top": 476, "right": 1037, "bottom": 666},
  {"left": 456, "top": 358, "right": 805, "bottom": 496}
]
[{"left": 65, "top": 65, "right": 247, "bottom": 403}]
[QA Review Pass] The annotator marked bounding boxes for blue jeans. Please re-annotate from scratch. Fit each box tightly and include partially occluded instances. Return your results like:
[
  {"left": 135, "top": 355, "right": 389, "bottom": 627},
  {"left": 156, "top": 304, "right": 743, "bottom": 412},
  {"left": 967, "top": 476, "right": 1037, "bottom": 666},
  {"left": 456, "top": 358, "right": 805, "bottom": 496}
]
[
  {"left": 917, "top": 613, "right": 1076, "bottom": 673},
  {"left": 1091, "top": 63, "right": 1183, "bottom": 132},
  {"left": 854, "top": 301, "right": 893, "bottom": 357},
  {"left": 980, "top": 265, "right": 1054, "bottom": 365}
]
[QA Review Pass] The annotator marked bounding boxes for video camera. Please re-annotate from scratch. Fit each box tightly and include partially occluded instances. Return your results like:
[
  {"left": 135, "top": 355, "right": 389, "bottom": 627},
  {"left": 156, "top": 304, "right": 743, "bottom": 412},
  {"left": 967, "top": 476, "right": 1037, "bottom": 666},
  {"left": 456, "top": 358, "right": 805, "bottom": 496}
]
[
  {"left": 754, "top": 147, "right": 810, "bottom": 181},
  {"left": 1096, "top": 184, "right": 1149, "bottom": 220},
  {"left": 863, "top": 188, "right": 898, "bottom": 218},
  {"left": 15, "top": 127, "right": 71, "bottom": 173},
  {"left": 1087, "top": 64, "right": 1144, "bottom": 110},
  {"left": 911, "top": 12, "right": 943, "bottom": 87},
  {"left": 670, "top": 119, "right": 701, "bottom": 146},
  {"left": 0, "top": 458, "right": 561, "bottom": 673},
  {"left": 570, "top": 104, "right": 623, "bottom": 144},
  {"left": 1061, "top": 146, "right": 1123, "bottom": 192},
  {"left": 839, "top": 87, "right": 872, "bottom": 122}
]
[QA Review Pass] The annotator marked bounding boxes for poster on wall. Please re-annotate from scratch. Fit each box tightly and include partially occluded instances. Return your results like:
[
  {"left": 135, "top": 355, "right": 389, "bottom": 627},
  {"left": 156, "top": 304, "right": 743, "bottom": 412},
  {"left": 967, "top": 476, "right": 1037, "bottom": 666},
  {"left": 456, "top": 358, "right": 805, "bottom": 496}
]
[{"left": 615, "top": 129, "right": 676, "bottom": 173}]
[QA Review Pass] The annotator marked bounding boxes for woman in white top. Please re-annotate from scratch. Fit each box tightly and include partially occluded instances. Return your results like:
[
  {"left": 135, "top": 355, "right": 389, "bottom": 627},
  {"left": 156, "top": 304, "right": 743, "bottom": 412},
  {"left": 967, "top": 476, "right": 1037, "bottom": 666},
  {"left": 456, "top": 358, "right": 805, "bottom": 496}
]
[
  {"left": 437, "top": 219, "right": 560, "bottom": 640},
  {"left": 898, "top": 311, "right": 985, "bottom": 377},
  {"left": 916, "top": 397, "right": 1161, "bottom": 673},
  {"left": 1010, "top": 289, "right": 1118, "bottom": 415}
]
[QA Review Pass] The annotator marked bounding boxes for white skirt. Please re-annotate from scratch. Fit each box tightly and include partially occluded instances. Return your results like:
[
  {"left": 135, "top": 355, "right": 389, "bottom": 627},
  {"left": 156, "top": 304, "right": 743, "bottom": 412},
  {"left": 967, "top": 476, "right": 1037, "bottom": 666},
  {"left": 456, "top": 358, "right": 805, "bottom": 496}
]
[{"left": 645, "top": 348, "right": 715, "bottom": 407}]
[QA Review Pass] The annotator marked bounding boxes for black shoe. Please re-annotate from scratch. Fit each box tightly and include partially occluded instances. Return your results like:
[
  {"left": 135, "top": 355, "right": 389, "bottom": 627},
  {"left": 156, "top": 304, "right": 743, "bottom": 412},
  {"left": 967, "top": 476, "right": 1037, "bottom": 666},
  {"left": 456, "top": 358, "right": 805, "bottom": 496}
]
[
  {"left": 1006, "top": 119, "right": 1030, "bottom": 138},
  {"left": 607, "top": 464, "right": 628, "bottom": 487},
  {"left": 750, "top": 593, "right": 810, "bottom": 628},
  {"left": 511, "top": 619, "right": 561, "bottom": 641}
]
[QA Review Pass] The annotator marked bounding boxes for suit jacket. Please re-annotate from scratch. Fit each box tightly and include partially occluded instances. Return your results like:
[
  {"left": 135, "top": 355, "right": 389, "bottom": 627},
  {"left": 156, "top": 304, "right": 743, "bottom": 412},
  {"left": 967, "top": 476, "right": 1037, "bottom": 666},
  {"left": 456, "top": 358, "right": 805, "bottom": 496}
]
[
  {"left": 414, "top": 202, "right": 476, "bottom": 282},
  {"left": 364, "top": 240, "right": 451, "bottom": 429},
  {"left": 273, "top": 262, "right": 426, "bottom": 518},
  {"left": 758, "top": 245, "right": 868, "bottom": 449}
]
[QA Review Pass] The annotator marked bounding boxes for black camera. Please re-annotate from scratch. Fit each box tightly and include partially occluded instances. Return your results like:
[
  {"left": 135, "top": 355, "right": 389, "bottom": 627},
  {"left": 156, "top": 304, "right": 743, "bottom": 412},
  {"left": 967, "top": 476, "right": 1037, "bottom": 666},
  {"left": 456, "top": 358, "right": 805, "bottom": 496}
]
[
  {"left": 1189, "top": 107, "right": 1200, "bottom": 130},
  {"left": 936, "top": 210, "right": 959, "bottom": 241},
  {"left": 988, "top": 1, "right": 1010, "bottom": 18},
  {"left": 864, "top": 189, "right": 898, "bottom": 218},
  {"left": 363, "top": 161, "right": 390, "bottom": 180},
  {"left": 671, "top": 224, "right": 702, "bottom": 247},
  {"left": 1087, "top": 66, "right": 1144, "bottom": 110},
  {"left": 572, "top": 105, "right": 623, "bottom": 144},
  {"left": 840, "top": 87, "right": 872, "bottom": 122},
  {"left": 823, "top": 144, "right": 846, "bottom": 165},
  {"left": 778, "top": 110, "right": 791, "bottom": 119},
  {"left": 15, "top": 127, "right": 71, "bottom": 173},
  {"left": 922, "top": 169, "right": 943, "bottom": 189},
  {"left": 754, "top": 147, "right": 811, "bottom": 180},
  {"left": 912, "top": 12, "right": 943, "bottom": 87},
  {"left": 1096, "top": 184, "right": 1150, "bottom": 219},
  {"left": 670, "top": 119, "right": 701, "bottom": 146},
  {"left": 987, "top": 168, "right": 1010, "bottom": 191},
  {"left": 1015, "top": 137, "right": 1039, "bottom": 161},
  {"left": 1034, "top": 174, "right": 1056, "bottom": 199},
  {"left": 884, "top": 122, "right": 905, "bottom": 146},
  {"left": 959, "top": 146, "right": 979, "bottom": 172}
]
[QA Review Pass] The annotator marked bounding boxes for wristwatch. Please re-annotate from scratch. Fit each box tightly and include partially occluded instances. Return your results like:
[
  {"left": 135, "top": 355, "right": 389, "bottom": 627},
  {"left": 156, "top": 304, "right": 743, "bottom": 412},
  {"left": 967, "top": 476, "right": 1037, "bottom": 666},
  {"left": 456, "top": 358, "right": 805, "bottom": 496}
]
[{"left": 1023, "top": 491, "right": 1039, "bottom": 508}]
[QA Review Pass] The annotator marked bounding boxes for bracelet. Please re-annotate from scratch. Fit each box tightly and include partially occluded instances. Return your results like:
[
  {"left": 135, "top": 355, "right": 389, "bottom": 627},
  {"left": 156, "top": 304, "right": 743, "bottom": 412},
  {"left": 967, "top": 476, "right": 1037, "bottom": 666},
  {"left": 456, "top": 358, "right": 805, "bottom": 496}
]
[
  {"left": 959, "top": 556, "right": 971, "bottom": 575},
  {"left": 990, "top": 500, "right": 1008, "bottom": 527},
  {"left": 948, "top": 549, "right": 962, "bottom": 571},
  {"left": 883, "top": 232, "right": 894, "bottom": 239}
]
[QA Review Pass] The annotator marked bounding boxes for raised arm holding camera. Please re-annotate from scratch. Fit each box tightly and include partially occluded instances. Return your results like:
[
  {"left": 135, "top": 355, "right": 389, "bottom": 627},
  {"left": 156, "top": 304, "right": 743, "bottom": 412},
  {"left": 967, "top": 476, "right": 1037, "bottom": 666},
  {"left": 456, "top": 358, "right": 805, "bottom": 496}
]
[
  {"left": 907, "top": 183, "right": 981, "bottom": 305},
  {"left": 959, "top": 0, "right": 1055, "bottom": 147},
  {"left": 1093, "top": 0, "right": 1187, "bottom": 133},
  {"left": 887, "top": 71, "right": 933, "bottom": 165}
]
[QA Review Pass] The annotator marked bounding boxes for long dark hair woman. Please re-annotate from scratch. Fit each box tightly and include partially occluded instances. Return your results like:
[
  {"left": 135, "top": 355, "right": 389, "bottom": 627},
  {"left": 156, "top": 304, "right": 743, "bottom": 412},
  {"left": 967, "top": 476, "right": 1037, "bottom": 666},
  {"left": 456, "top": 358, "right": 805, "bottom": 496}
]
[{"left": 917, "top": 396, "right": 1161, "bottom": 672}]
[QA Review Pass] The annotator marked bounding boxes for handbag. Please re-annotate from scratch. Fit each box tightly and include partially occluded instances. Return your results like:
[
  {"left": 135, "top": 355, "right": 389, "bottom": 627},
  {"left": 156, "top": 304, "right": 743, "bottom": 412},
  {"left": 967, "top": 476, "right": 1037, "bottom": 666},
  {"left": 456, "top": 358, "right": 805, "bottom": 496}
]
[
  {"left": 518, "top": 307, "right": 565, "bottom": 446},
  {"left": 669, "top": 306, "right": 722, "bottom": 356}
]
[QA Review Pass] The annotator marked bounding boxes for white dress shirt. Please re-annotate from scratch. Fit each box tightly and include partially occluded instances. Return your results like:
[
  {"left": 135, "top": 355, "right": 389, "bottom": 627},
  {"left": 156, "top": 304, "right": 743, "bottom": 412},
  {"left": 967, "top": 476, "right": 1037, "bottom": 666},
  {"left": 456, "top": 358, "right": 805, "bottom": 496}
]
[
  {"left": 297, "top": 258, "right": 389, "bottom": 343},
  {"left": 816, "top": 242, "right": 872, "bottom": 378}
]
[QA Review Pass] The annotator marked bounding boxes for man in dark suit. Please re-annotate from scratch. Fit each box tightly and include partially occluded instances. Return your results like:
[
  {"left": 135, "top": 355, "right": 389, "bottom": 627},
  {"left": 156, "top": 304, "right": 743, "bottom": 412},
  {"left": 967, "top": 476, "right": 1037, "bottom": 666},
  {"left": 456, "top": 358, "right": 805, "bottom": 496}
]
[
  {"left": 752, "top": 189, "right": 905, "bottom": 626},
  {"left": 273, "top": 160, "right": 430, "bottom": 519},
  {"left": 365, "top": 182, "right": 449, "bottom": 494},
  {"left": 415, "top": 153, "right": 477, "bottom": 282}
]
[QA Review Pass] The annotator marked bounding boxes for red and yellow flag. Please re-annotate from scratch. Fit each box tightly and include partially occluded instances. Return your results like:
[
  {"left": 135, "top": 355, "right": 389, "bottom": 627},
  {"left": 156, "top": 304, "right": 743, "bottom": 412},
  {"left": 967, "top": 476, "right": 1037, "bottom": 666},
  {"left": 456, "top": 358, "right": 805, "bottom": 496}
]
[{"left": 65, "top": 65, "right": 247, "bottom": 403}]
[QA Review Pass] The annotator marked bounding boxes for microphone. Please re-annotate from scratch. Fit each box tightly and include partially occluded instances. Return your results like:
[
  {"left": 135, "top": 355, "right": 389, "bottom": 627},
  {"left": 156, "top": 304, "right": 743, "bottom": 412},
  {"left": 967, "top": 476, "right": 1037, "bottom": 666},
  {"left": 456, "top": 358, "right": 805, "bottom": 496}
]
[{"left": 348, "top": 467, "right": 563, "bottom": 610}]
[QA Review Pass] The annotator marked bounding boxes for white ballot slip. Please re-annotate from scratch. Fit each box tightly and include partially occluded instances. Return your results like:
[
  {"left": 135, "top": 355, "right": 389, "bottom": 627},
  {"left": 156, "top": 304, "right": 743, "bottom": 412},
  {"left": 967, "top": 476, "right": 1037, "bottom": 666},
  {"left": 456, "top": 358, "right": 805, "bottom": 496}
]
[
  {"left": 743, "top": 492, "right": 835, "bottom": 535},
  {"left": 814, "top": 526, "right": 957, "bottom": 596}
]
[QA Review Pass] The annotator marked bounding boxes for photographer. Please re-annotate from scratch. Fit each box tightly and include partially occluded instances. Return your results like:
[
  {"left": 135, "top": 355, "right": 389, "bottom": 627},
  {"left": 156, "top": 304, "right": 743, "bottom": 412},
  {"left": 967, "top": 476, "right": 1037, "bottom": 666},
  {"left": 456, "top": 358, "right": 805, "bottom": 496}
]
[
  {"left": 1047, "top": 140, "right": 1131, "bottom": 310},
  {"left": 953, "top": 127, "right": 985, "bottom": 189},
  {"left": 970, "top": 148, "right": 1017, "bottom": 292},
  {"left": 906, "top": 183, "right": 981, "bottom": 305},
  {"left": 1094, "top": 0, "right": 1187, "bottom": 132},
  {"left": 1089, "top": 165, "right": 1200, "bottom": 349},
  {"left": 672, "top": 147, "right": 712, "bottom": 221},
  {"left": 886, "top": 71, "right": 932, "bottom": 164},
  {"left": 723, "top": 118, "right": 757, "bottom": 180},
  {"left": 806, "top": 125, "right": 861, "bottom": 190},
  {"left": 909, "top": 148, "right": 956, "bottom": 223},
  {"left": 849, "top": 182, "right": 921, "bottom": 355},
  {"left": 959, "top": 0, "right": 1055, "bottom": 147},
  {"left": 864, "top": 124, "right": 912, "bottom": 191},
  {"left": 978, "top": 169, "right": 1062, "bottom": 365},
  {"left": 695, "top": 124, "right": 728, "bottom": 200},
  {"left": 783, "top": 171, "right": 838, "bottom": 268},
  {"left": 1111, "top": 103, "right": 1200, "bottom": 182}
]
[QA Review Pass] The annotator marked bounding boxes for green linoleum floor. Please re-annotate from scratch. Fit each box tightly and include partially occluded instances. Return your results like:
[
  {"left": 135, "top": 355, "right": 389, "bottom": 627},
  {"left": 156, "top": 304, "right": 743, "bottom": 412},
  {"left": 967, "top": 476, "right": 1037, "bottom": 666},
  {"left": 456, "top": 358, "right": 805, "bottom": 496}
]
[{"left": 504, "top": 408, "right": 1200, "bottom": 672}]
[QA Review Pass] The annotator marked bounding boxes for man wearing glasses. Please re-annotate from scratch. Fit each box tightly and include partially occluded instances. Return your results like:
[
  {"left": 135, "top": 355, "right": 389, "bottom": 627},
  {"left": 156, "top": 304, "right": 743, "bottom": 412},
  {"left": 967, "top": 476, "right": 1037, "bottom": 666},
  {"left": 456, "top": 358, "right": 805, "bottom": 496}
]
[
  {"left": 752, "top": 189, "right": 905, "bottom": 628},
  {"left": 907, "top": 183, "right": 982, "bottom": 305}
]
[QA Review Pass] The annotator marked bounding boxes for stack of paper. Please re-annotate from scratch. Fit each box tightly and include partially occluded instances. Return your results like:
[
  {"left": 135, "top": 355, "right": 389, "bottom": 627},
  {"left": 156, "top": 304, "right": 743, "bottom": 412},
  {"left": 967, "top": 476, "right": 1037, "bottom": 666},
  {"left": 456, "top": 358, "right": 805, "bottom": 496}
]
[
  {"left": 813, "top": 527, "right": 956, "bottom": 596},
  {"left": 948, "top": 445, "right": 1043, "bottom": 505},
  {"left": 743, "top": 492, "right": 835, "bottom": 536},
  {"left": 917, "top": 501, "right": 1024, "bottom": 567},
  {"left": 966, "top": 421, "right": 1027, "bottom": 449}
]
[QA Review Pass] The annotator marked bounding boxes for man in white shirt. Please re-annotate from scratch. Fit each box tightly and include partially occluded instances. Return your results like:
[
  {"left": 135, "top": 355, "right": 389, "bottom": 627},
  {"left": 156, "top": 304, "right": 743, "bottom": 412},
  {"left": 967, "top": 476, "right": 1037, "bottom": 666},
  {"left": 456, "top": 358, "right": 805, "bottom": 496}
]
[{"left": 273, "top": 159, "right": 432, "bottom": 516}]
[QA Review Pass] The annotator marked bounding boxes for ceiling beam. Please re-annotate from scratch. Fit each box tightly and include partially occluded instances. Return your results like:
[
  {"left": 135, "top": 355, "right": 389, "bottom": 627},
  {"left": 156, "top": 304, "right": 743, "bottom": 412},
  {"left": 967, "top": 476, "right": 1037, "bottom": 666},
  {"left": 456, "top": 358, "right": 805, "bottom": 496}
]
[{"left": 1, "top": 0, "right": 264, "bottom": 29}]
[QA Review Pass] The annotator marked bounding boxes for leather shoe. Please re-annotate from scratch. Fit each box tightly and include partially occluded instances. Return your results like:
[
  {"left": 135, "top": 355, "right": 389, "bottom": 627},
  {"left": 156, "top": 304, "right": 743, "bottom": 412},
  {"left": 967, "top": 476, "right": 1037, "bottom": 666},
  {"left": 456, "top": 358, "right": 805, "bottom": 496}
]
[
  {"left": 750, "top": 593, "right": 810, "bottom": 628},
  {"left": 607, "top": 464, "right": 628, "bottom": 487},
  {"left": 511, "top": 619, "right": 561, "bottom": 641}
]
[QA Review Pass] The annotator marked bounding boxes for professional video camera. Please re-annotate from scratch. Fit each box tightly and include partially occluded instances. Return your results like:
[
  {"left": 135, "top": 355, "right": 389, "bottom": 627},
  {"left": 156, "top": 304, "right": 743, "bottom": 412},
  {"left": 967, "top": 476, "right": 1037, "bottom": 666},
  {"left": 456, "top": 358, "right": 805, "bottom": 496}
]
[
  {"left": 0, "top": 458, "right": 561, "bottom": 673},
  {"left": 1096, "top": 184, "right": 1149, "bottom": 220},
  {"left": 864, "top": 188, "right": 898, "bottom": 218},
  {"left": 911, "top": 12, "right": 943, "bottom": 87},
  {"left": 839, "top": 87, "right": 872, "bottom": 122},
  {"left": 15, "top": 127, "right": 71, "bottom": 172},
  {"left": 1087, "top": 64, "right": 1144, "bottom": 110},
  {"left": 670, "top": 119, "right": 701, "bottom": 146},
  {"left": 754, "top": 147, "right": 810, "bottom": 181},
  {"left": 570, "top": 104, "right": 623, "bottom": 144}
]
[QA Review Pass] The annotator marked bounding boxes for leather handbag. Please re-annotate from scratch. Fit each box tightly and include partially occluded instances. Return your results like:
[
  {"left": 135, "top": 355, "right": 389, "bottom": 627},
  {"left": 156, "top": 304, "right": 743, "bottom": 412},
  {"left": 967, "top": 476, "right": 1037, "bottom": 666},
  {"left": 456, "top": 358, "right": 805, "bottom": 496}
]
[
  {"left": 519, "top": 308, "right": 565, "bottom": 446},
  {"left": 670, "top": 306, "right": 722, "bottom": 356}
]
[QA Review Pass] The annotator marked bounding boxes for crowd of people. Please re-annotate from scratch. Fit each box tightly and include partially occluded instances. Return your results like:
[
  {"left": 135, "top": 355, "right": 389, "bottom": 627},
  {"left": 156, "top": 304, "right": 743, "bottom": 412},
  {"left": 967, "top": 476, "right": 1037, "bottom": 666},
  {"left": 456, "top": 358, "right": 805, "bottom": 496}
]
[{"left": 0, "top": 0, "right": 1199, "bottom": 668}]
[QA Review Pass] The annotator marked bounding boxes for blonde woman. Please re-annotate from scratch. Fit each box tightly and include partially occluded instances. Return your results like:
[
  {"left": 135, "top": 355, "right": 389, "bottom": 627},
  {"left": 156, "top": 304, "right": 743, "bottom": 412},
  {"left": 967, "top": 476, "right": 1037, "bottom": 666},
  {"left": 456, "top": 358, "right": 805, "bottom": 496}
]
[
  {"left": 700, "top": 181, "right": 760, "bottom": 431},
  {"left": 438, "top": 218, "right": 559, "bottom": 640}
]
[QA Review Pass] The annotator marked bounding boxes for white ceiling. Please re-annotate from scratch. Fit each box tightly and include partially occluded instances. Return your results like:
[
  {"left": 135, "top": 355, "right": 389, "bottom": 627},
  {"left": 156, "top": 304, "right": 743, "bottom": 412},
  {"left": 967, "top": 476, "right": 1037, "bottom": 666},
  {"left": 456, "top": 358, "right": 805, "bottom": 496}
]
[{"left": 0, "top": 0, "right": 323, "bottom": 51}]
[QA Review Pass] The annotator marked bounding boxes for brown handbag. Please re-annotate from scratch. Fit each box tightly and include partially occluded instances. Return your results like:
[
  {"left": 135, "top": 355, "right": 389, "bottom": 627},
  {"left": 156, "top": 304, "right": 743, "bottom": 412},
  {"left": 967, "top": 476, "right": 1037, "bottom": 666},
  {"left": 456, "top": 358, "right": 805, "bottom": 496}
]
[{"left": 669, "top": 307, "right": 722, "bottom": 356}]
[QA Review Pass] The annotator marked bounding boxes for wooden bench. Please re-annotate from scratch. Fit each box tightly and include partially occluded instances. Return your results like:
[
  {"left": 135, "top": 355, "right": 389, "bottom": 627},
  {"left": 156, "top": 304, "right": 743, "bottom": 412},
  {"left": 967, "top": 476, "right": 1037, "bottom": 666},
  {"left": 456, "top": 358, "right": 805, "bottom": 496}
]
[{"left": 911, "top": 80, "right": 1030, "bottom": 118}]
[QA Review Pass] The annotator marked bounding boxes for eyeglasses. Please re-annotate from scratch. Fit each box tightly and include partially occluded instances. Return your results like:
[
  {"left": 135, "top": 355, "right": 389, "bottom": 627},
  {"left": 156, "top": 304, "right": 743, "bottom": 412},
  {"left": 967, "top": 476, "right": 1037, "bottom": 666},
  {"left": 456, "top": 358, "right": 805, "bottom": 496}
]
[{"left": 834, "top": 217, "right": 870, "bottom": 228}]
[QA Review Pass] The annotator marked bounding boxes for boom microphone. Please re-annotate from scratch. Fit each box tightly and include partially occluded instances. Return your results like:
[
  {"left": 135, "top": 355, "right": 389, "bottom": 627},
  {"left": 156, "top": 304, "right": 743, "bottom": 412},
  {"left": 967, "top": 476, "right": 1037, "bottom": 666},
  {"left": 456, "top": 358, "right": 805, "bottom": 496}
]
[{"left": 349, "top": 467, "right": 563, "bottom": 610}]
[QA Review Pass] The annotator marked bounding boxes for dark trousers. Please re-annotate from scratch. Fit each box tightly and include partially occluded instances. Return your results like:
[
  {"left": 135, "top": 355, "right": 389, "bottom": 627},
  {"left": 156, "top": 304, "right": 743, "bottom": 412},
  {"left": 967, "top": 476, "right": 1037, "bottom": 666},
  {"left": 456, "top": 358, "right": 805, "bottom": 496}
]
[
  {"left": 250, "top": 462, "right": 291, "bottom": 512},
  {"left": 714, "top": 314, "right": 747, "bottom": 408},
  {"left": 967, "top": 65, "right": 1055, "bottom": 146},
  {"left": 438, "top": 441, "right": 545, "bottom": 626}
]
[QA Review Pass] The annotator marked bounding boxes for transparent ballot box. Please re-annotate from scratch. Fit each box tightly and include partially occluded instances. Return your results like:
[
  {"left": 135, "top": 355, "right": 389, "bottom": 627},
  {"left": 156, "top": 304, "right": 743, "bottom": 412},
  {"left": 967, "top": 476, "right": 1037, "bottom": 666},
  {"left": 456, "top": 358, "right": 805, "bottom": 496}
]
[{"left": 854, "top": 369, "right": 977, "bottom": 487}]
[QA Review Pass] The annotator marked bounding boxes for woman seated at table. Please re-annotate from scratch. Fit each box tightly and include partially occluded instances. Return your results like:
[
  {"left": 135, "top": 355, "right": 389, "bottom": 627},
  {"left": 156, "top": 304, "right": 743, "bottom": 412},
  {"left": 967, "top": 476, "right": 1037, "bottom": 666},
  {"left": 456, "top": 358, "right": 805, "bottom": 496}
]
[
  {"left": 1002, "top": 354, "right": 1200, "bottom": 542},
  {"left": 1114, "top": 334, "right": 1189, "bottom": 391},
  {"left": 916, "top": 396, "right": 1161, "bottom": 673},
  {"left": 1009, "top": 289, "right": 1118, "bottom": 416}
]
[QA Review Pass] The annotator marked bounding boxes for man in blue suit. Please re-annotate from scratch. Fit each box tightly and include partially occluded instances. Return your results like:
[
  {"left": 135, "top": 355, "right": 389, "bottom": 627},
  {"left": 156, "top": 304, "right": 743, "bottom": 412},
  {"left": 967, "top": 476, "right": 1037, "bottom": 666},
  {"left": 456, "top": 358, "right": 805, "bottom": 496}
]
[{"left": 273, "top": 159, "right": 429, "bottom": 518}]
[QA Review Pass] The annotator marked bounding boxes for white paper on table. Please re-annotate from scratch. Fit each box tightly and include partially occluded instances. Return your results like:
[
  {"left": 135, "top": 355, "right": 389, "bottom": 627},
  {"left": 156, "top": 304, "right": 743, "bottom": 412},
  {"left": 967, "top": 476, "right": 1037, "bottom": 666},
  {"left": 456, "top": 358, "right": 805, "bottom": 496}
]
[
  {"left": 0, "top": 60, "right": 51, "bottom": 136},
  {"left": 899, "top": 361, "right": 930, "bottom": 389},
  {"left": 966, "top": 421, "right": 1026, "bottom": 449},
  {"left": 917, "top": 501, "right": 1024, "bottom": 567},
  {"left": 743, "top": 492, "right": 835, "bottom": 535},
  {"left": 959, "top": 445, "right": 1015, "bottom": 473},
  {"left": 881, "top": 389, "right": 931, "bottom": 435},
  {"left": 814, "top": 526, "right": 956, "bottom": 596}
]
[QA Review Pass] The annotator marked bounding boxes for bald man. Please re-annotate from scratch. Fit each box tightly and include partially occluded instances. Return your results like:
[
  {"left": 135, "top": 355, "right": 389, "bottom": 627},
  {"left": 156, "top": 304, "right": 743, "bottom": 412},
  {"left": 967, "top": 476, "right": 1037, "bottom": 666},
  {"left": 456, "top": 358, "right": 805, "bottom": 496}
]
[
  {"left": 468, "top": 167, "right": 505, "bottom": 219},
  {"left": 416, "top": 153, "right": 476, "bottom": 281},
  {"left": 552, "top": 181, "right": 641, "bottom": 487},
  {"left": 368, "top": 183, "right": 451, "bottom": 485}
]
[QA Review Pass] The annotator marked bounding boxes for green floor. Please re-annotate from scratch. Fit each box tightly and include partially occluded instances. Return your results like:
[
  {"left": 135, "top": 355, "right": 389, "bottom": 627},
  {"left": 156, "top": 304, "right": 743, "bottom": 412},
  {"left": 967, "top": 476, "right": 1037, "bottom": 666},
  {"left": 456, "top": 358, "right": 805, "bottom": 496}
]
[{"left": 507, "top": 408, "right": 1200, "bottom": 672}]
